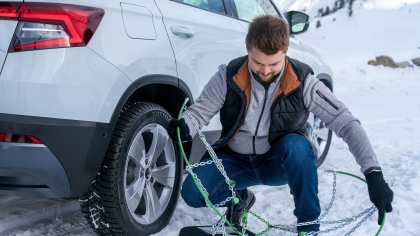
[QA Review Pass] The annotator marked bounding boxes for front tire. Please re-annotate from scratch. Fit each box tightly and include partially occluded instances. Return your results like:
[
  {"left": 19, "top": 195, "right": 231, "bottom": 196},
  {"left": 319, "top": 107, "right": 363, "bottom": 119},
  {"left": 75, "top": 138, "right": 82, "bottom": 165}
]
[{"left": 80, "top": 102, "right": 182, "bottom": 236}]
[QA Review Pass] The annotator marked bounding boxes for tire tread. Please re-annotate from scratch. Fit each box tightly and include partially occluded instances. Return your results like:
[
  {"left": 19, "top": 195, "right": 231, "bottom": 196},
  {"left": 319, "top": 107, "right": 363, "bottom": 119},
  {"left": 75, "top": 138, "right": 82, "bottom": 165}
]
[{"left": 79, "top": 102, "right": 180, "bottom": 236}]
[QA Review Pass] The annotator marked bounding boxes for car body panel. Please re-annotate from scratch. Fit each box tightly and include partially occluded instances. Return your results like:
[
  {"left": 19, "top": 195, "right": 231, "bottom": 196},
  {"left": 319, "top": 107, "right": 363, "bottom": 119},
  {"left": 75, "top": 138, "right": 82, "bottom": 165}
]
[
  {"left": 0, "top": 20, "right": 18, "bottom": 71},
  {"left": 155, "top": 0, "right": 247, "bottom": 132},
  {"left": 0, "top": 113, "right": 114, "bottom": 197},
  {"left": 298, "top": 37, "right": 334, "bottom": 87},
  {"left": 0, "top": 21, "right": 17, "bottom": 52},
  {"left": 0, "top": 142, "right": 70, "bottom": 198},
  {"left": 121, "top": 3, "right": 157, "bottom": 40},
  {"left": 0, "top": 50, "right": 6, "bottom": 73},
  {"left": 85, "top": 0, "right": 177, "bottom": 82},
  {"left": 0, "top": 47, "right": 131, "bottom": 123}
]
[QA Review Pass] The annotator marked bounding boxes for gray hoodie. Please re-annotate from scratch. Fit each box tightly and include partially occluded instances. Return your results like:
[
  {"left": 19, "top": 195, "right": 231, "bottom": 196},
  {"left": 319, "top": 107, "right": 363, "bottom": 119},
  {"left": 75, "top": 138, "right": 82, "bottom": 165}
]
[{"left": 182, "top": 61, "right": 380, "bottom": 174}]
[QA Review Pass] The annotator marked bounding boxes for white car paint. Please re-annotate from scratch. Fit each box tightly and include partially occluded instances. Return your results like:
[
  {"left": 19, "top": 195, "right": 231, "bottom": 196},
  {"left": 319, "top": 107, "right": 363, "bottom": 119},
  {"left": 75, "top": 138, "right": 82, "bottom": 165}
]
[
  {"left": 121, "top": 3, "right": 157, "bottom": 40},
  {"left": 0, "top": 47, "right": 131, "bottom": 123},
  {"left": 155, "top": 0, "right": 249, "bottom": 131},
  {"left": 0, "top": 20, "right": 17, "bottom": 67},
  {"left": 0, "top": 0, "right": 333, "bottom": 126},
  {"left": 86, "top": 0, "right": 177, "bottom": 82}
]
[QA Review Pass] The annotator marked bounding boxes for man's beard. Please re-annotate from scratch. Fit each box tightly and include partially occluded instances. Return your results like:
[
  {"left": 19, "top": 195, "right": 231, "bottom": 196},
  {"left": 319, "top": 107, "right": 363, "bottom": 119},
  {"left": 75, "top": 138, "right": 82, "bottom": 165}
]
[{"left": 256, "top": 72, "right": 276, "bottom": 81}]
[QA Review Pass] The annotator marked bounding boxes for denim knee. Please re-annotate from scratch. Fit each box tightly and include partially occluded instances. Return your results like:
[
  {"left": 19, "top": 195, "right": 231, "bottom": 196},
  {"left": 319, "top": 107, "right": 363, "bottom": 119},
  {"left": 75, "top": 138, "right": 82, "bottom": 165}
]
[
  {"left": 180, "top": 174, "right": 205, "bottom": 208},
  {"left": 276, "top": 134, "right": 315, "bottom": 162}
]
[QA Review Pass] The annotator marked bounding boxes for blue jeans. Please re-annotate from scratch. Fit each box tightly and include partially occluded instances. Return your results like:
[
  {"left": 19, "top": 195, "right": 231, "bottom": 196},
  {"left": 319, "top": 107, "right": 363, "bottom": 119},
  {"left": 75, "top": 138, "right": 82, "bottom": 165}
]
[{"left": 181, "top": 133, "right": 320, "bottom": 232}]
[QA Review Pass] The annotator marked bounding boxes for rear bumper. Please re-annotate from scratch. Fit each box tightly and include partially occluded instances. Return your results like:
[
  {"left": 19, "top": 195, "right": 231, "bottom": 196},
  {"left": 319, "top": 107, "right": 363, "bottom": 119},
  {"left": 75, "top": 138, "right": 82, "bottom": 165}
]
[
  {"left": 0, "top": 142, "right": 70, "bottom": 198},
  {"left": 0, "top": 113, "right": 114, "bottom": 198}
]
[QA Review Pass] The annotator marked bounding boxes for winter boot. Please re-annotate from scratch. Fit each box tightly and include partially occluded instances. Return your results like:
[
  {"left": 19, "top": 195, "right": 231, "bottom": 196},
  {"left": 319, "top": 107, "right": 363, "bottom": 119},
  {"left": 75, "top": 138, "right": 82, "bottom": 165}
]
[{"left": 225, "top": 189, "right": 256, "bottom": 228}]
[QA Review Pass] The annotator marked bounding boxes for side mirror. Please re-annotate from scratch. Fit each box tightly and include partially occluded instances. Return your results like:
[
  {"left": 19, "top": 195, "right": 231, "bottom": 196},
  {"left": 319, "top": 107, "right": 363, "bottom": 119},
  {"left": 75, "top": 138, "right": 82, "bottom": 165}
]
[{"left": 287, "top": 11, "right": 310, "bottom": 35}]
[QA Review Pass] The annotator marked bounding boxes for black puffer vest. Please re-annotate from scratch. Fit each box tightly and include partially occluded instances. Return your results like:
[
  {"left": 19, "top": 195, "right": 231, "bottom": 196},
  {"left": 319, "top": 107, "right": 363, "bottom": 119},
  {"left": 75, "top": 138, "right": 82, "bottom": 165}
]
[{"left": 212, "top": 55, "right": 314, "bottom": 151}]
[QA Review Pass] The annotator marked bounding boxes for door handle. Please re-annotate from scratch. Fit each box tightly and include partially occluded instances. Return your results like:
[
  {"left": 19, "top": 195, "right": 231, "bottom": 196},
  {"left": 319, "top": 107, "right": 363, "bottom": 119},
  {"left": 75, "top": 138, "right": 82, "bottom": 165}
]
[{"left": 170, "top": 26, "right": 195, "bottom": 38}]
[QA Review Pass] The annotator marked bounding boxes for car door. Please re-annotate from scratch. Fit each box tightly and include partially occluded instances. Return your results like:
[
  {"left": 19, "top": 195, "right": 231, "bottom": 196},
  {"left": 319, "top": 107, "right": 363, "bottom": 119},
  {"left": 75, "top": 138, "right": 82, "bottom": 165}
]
[
  {"left": 154, "top": 0, "right": 247, "bottom": 126},
  {"left": 227, "top": 0, "right": 305, "bottom": 61}
]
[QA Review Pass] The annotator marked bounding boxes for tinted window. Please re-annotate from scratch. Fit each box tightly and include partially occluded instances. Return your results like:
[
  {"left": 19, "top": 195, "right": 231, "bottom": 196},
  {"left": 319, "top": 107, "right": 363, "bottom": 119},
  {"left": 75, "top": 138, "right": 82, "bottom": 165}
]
[
  {"left": 173, "top": 0, "right": 226, "bottom": 14},
  {"left": 232, "top": 0, "right": 279, "bottom": 22}
]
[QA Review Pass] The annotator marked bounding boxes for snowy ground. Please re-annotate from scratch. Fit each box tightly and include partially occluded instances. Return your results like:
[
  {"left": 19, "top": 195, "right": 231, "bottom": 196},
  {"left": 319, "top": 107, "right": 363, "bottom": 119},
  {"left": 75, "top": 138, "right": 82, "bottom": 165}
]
[
  {"left": 1, "top": 1, "right": 419, "bottom": 236},
  {"left": 160, "top": 2, "right": 420, "bottom": 235}
]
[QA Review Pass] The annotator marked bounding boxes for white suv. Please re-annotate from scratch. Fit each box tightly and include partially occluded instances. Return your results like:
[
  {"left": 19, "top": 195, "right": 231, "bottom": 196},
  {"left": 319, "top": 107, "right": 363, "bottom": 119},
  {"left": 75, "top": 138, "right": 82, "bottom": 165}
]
[{"left": 0, "top": 0, "right": 333, "bottom": 235}]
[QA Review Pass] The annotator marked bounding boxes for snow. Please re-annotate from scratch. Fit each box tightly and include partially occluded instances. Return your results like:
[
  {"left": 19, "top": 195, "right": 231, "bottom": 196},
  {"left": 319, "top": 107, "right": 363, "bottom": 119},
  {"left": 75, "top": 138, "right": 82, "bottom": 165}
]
[
  {"left": 275, "top": 0, "right": 420, "bottom": 16},
  {"left": 1, "top": 0, "right": 420, "bottom": 235},
  {"left": 157, "top": 1, "right": 420, "bottom": 235},
  {"left": 0, "top": 199, "right": 90, "bottom": 236}
]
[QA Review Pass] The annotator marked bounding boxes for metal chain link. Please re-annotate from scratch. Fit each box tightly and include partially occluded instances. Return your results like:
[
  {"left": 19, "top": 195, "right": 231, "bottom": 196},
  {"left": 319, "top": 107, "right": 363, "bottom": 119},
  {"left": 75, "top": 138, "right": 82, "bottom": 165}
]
[
  {"left": 187, "top": 160, "right": 214, "bottom": 169},
  {"left": 344, "top": 206, "right": 376, "bottom": 236},
  {"left": 271, "top": 207, "right": 376, "bottom": 235},
  {"left": 247, "top": 210, "right": 272, "bottom": 236},
  {"left": 183, "top": 106, "right": 241, "bottom": 234},
  {"left": 183, "top": 107, "right": 237, "bottom": 201},
  {"left": 271, "top": 171, "right": 376, "bottom": 235},
  {"left": 181, "top": 104, "right": 376, "bottom": 236},
  {"left": 211, "top": 215, "right": 235, "bottom": 236},
  {"left": 185, "top": 167, "right": 210, "bottom": 196},
  {"left": 318, "top": 170, "right": 337, "bottom": 220}
]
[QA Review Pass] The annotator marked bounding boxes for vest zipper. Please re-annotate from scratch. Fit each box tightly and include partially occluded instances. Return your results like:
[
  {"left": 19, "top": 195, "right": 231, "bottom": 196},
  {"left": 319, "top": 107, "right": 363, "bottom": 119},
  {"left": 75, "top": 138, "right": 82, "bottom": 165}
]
[
  {"left": 316, "top": 90, "right": 339, "bottom": 110},
  {"left": 253, "top": 88, "right": 269, "bottom": 155},
  {"left": 267, "top": 84, "right": 304, "bottom": 147}
]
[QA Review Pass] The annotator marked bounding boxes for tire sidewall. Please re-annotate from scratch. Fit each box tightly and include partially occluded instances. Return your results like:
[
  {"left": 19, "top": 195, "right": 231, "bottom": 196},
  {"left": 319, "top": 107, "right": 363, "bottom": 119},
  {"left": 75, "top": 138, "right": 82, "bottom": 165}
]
[
  {"left": 316, "top": 129, "right": 333, "bottom": 167},
  {"left": 115, "top": 105, "right": 182, "bottom": 234}
]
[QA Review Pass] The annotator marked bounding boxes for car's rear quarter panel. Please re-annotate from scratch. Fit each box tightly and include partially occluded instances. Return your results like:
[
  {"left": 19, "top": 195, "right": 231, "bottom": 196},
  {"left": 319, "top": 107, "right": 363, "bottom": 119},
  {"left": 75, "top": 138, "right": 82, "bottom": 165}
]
[{"left": 0, "top": 19, "right": 18, "bottom": 72}]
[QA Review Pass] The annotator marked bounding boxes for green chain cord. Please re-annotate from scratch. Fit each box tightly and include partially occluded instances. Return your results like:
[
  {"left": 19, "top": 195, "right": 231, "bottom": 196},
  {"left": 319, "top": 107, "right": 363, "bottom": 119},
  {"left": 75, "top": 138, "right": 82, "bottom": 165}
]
[
  {"left": 176, "top": 102, "right": 385, "bottom": 236},
  {"left": 177, "top": 105, "right": 244, "bottom": 236},
  {"left": 338, "top": 171, "right": 386, "bottom": 236}
]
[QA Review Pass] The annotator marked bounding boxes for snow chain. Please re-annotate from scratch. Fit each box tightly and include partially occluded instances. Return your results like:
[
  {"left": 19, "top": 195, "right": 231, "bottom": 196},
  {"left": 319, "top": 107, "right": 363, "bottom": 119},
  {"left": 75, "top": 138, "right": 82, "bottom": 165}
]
[{"left": 177, "top": 98, "right": 385, "bottom": 236}]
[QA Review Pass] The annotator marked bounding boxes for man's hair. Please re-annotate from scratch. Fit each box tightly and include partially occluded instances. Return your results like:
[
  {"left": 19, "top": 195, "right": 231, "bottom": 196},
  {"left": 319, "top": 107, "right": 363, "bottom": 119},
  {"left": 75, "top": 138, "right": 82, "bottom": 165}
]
[{"left": 246, "top": 15, "right": 290, "bottom": 55}]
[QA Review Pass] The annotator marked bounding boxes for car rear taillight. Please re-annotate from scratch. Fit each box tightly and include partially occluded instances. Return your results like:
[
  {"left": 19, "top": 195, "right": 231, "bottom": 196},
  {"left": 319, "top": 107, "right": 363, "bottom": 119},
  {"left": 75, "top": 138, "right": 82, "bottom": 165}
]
[
  {"left": 3, "top": 2, "right": 105, "bottom": 52},
  {"left": 0, "top": 133, "right": 43, "bottom": 144},
  {"left": 0, "top": 2, "right": 21, "bottom": 20}
]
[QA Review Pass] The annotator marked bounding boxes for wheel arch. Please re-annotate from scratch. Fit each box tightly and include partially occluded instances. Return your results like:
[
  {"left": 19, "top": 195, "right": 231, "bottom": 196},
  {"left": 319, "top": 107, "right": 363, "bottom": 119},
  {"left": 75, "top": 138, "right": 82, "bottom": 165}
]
[
  {"left": 109, "top": 75, "right": 195, "bottom": 162},
  {"left": 317, "top": 73, "right": 333, "bottom": 92},
  {"left": 110, "top": 75, "right": 194, "bottom": 125}
]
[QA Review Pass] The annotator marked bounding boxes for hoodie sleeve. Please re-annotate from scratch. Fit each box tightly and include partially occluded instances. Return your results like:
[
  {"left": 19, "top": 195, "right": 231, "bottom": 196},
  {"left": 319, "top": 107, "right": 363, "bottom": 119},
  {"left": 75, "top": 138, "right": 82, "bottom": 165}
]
[
  {"left": 303, "top": 73, "right": 381, "bottom": 174},
  {"left": 181, "top": 64, "right": 228, "bottom": 138}
]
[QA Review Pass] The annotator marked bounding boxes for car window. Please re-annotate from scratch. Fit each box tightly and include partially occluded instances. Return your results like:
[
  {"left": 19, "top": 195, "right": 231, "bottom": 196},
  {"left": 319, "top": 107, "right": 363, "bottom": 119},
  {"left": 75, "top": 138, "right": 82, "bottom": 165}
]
[
  {"left": 231, "top": 0, "right": 279, "bottom": 22},
  {"left": 172, "top": 0, "right": 227, "bottom": 15}
]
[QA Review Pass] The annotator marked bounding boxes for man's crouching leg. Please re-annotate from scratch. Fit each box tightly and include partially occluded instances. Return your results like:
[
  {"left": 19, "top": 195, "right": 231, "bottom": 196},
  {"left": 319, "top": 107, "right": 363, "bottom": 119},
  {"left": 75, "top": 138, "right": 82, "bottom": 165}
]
[
  {"left": 275, "top": 133, "right": 321, "bottom": 233},
  {"left": 180, "top": 155, "right": 246, "bottom": 209}
]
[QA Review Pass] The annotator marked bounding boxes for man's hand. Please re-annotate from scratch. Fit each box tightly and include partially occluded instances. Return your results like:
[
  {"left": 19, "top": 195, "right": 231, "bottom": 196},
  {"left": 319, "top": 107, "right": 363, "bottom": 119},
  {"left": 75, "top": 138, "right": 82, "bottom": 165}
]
[
  {"left": 167, "top": 118, "right": 192, "bottom": 142},
  {"left": 365, "top": 171, "right": 394, "bottom": 225}
]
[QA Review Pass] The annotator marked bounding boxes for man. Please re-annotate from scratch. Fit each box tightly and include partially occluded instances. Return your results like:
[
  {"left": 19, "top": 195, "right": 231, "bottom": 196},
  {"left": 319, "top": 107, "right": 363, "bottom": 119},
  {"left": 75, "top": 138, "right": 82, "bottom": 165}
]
[{"left": 167, "top": 15, "right": 393, "bottom": 235}]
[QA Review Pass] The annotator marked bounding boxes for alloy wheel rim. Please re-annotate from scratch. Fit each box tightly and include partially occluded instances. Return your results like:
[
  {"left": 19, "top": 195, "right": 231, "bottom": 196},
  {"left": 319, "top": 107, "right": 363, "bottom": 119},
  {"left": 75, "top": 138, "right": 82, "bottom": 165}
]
[
  {"left": 307, "top": 113, "right": 330, "bottom": 159},
  {"left": 124, "top": 123, "right": 176, "bottom": 225}
]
